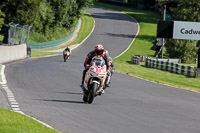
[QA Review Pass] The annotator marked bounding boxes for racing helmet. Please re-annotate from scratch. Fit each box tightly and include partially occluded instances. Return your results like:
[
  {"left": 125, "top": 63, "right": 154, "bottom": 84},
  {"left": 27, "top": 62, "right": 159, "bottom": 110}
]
[{"left": 94, "top": 44, "right": 104, "bottom": 55}]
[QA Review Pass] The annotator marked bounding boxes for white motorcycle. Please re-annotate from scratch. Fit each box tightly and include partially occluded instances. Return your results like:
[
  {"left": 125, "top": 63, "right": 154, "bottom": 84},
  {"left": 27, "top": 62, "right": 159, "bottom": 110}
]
[{"left": 82, "top": 56, "right": 107, "bottom": 104}]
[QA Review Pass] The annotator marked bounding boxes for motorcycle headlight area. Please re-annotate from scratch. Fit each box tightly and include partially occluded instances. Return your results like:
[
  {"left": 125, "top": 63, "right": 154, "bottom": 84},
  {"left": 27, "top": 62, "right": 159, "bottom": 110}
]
[{"left": 89, "top": 72, "right": 104, "bottom": 79}]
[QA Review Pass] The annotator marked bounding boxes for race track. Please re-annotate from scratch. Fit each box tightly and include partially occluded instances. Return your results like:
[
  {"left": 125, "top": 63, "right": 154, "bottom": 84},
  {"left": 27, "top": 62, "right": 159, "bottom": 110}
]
[{"left": 5, "top": 6, "right": 200, "bottom": 133}]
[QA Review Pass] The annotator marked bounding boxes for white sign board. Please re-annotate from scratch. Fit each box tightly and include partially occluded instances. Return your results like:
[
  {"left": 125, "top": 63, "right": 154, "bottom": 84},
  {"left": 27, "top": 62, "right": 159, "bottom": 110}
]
[{"left": 173, "top": 21, "right": 200, "bottom": 40}]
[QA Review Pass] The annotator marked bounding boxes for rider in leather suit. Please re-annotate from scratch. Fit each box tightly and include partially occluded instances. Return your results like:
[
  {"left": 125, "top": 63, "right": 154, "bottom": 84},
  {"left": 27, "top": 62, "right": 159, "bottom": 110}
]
[{"left": 80, "top": 44, "right": 111, "bottom": 91}]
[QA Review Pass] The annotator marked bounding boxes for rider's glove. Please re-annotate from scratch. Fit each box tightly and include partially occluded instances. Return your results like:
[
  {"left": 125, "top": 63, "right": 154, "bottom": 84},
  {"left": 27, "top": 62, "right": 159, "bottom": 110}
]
[{"left": 85, "top": 64, "right": 90, "bottom": 70}]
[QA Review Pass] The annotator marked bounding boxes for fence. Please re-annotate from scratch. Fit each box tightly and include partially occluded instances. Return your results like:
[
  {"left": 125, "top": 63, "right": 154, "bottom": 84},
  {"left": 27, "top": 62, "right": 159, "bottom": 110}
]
[
  {"left": 144, "top": 58, "right": 198, "bottom": 77},
  {"left": 8, "top": 22, "right": 32, "bottom": 45},
  {"left": 28, "top": 19, "right": 80, "bottom": 49}
]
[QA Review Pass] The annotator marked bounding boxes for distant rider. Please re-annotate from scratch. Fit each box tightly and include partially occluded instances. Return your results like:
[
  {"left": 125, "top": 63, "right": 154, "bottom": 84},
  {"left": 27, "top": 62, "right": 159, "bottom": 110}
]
[
  {"left": 80, "top": 44, "right": 111, "bottom": 93},
  {"left": 63, "top": 47, "right": 71, "bottom": 58}
]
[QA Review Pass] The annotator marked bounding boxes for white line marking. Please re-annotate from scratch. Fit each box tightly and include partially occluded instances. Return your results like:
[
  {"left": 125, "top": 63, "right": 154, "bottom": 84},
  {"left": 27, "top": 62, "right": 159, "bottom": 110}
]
[
  {"left": 9, "top": 99, "right": 16, "bottom": 102},
  {"left": 0, "top": 65, "right": 6, "bottom": 84},
  {"left": 11, "top": 105, "right": 19, "bottom": 108},
  {"left": 113, "top": 11, "right": 140, "bottom": 59},
  {"left": 12, "top": 108, "right": 20, "bottom": 111},
  {"left": 14, "top": 111, "right": 24, "bottom": 114},
  {"left": 8, "top": 97, "right": 15, "bottom": 101},
  {"left": 11, "top": 102, "right": 18, "bottom": 105},
  {"left": 116, "top": 71, "right": 200, "bottom": 94},
  {"left": 2, "top": 84, "right": 7, "bottom": 87},
  {"left": 0, "top": 64, "right": 55, "bottom": 129}
]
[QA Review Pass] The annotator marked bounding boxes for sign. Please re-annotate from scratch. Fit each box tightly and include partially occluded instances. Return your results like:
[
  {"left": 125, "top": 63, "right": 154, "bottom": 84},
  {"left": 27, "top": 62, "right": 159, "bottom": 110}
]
[
  {"left": 173, "top": 21, "right": 200, "bottom": 40},
  {"left": 157, "top": 20, "right": 173, "bottom": 38}
]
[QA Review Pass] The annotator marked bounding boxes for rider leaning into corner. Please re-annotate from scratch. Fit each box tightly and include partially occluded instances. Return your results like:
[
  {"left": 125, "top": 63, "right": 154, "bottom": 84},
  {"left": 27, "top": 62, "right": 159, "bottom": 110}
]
[{"left": 80, "top": 44, "right": 114, "bottom": 94}]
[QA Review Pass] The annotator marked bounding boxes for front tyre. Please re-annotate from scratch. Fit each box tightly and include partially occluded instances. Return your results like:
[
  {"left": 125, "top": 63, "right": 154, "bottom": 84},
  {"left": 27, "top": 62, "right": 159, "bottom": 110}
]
[
  {"left": 88, "top": 82, "right": 98, "bottom": 104},
  {"left": 64, "top": 56, "right": 66, "bottom": 62},
  {"left": 83, "top": 93, "right": 88, "bottom": 103}
]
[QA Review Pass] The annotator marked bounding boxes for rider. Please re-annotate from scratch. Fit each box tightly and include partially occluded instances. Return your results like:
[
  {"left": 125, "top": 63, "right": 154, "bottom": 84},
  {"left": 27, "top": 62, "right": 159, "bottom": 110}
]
[
  {"left": 80, "top": 44, "right": 111, "bottom": 93},
  {"left": 63, "top": 47, "right": 71, "bottom": 53},
  {"left": 63, "top": 47, "right": 71, "bottom": 57}
]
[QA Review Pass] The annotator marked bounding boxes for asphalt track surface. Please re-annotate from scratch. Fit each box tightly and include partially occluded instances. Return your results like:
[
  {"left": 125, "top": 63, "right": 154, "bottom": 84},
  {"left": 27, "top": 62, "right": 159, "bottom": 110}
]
[{"left": 5, "top": 6, "right": 200, "bottom": 133}]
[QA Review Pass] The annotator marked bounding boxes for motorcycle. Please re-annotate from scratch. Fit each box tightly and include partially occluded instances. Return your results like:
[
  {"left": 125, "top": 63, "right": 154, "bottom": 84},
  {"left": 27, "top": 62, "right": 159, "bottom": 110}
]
[
  {"left": 82, "top": 56, "right": 107, "bottom": 104},
  {"left": 63, "top": 50, "right": 70, "bottom": 62}
]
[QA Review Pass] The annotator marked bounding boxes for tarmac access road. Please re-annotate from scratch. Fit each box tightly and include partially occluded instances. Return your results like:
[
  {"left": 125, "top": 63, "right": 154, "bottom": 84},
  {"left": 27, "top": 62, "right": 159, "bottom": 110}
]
[{"left": 4, "top": 6, "right": 200, "bottom": 133}]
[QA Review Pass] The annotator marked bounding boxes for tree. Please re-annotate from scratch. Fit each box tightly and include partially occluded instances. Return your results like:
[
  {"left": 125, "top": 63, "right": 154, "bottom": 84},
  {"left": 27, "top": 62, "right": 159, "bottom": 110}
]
[
  {"left": 170, "top": 0, "right": 200, "bottom": 22},
  {"left": 32, "top": 0, "right": 55, "bottom": 36},
  {"left": 165, "top": 39, "right": 198, "bottom": 63},
  {"left": 76, "top": 0, "right": 94, "bottom": 13},
  {"left": 0, "top": 0, "right": 41, "bottom": 25},
  {"left": 0, "top": 9, "right": 5, "bottom": 31},
  {"left": 160, "top": 0, "right": 199, "bottom": 63},
  {"left": 0, "top": 0, "right": 94, "bottom": 42},
  {"left": 48, "top": 0, "right": 70, "bottom": 27}
]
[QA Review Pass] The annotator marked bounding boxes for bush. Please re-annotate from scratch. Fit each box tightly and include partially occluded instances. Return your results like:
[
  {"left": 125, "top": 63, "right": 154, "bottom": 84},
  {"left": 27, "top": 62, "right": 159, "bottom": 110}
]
[{"left": 165, "top": 39, "right": 198, "bottom": 63}]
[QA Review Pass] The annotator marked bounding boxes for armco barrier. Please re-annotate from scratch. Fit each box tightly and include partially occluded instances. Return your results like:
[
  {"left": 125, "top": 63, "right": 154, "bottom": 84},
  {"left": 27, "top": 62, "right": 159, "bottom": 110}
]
[
  {"left": 145, "top": 58, "right": 198, "bottom": 77},
  {"left": 29, "top": 19, "right": 80, "bottom": 49}
]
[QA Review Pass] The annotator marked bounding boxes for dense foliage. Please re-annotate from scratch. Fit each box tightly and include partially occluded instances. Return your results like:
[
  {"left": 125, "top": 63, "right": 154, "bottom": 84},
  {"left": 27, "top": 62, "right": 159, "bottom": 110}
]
[
  {"left": 0, "top": 0, "right": 94, "bottom": 42},
  {"left": 157, "top": 0, "right": 199, "bottom": 63},
  {"left": 0, "top": 10, "right": 5, "bottom": 31},
  {"left": 98, "top": 0, "right": 199, "bottom": 63}
]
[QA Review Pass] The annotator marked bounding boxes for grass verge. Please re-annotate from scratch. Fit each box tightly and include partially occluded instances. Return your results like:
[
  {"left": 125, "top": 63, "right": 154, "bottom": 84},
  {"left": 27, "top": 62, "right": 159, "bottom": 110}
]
[
  {"left": 31, "top": 50, "right": 56, "bottom": 57},
  {"left": 95, "top": 2, "right": 200, "bottom": 91},
  {"left": 0, "top": 108, "right": 59, "bottom": 133},
  {"left": 31, "top": 10, "right": 94, "bottom": 57}
]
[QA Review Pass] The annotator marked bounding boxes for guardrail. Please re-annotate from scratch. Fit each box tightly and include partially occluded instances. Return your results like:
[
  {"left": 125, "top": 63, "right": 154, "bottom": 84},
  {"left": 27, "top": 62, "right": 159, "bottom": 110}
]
[
  {"left": 144, "top": 58, "right": 198, "bottom": 77},
  {"left": 28, "top": 19, "right": 80, "bottom": 49}
]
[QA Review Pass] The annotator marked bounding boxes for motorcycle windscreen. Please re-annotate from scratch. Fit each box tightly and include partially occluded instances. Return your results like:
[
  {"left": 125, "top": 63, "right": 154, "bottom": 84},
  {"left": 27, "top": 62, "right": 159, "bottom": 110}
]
[{"left": 93, "top": 59, "right": 105, "bottom": 68}]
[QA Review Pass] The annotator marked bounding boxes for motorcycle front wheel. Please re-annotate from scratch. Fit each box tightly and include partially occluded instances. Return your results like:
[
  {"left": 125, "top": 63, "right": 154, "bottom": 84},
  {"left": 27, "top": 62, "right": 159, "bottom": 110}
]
[
  {"left": 64, "top": 56, "right": 66, "bottom": 62},
  {"left": 88, "top": 82, "right": 98, "bottom": 104}
]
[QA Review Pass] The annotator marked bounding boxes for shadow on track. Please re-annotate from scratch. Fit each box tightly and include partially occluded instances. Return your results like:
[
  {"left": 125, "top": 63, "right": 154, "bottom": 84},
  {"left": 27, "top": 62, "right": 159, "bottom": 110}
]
[
  {"left": 55, "top": 92, "right": 83, "bottom": 95},
  {"left": 34, "top": 99, "right": 84, "bottom": 104}
]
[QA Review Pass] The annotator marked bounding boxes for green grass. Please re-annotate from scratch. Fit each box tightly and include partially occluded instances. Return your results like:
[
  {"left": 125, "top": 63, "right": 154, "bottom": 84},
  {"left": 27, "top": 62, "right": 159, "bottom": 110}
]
[
  {"left": 31, "top": 50, "right": 56, "bottom": 57},
  {"left": 95, "top": 2, "right": 200, "bottom": 91},
  {"left": 0, "top": 108, "right": 59, "bottom": 133}
]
